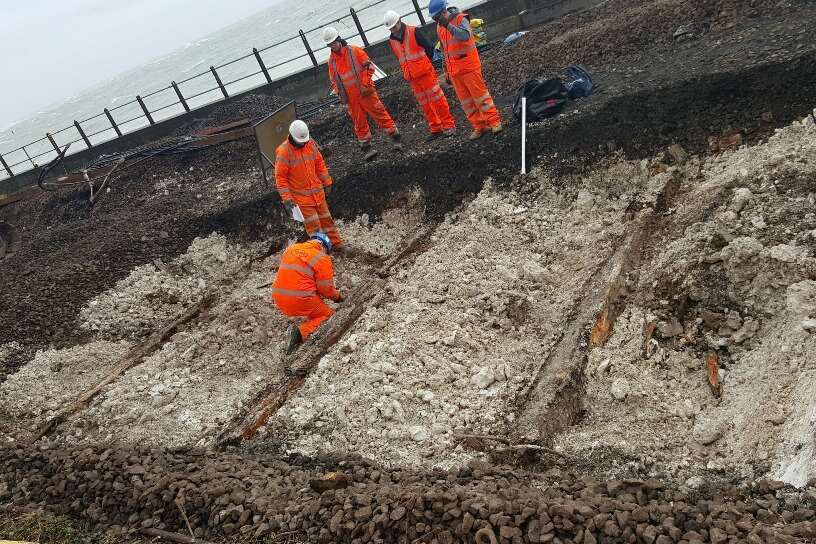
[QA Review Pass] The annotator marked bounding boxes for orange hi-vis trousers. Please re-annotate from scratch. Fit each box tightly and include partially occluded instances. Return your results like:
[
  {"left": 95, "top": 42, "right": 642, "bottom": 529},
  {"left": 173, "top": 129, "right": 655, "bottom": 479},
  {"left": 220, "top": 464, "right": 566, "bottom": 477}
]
[
  {"left": 348, "top": 89, "right": 398, "bottom": 144},
  {"left": 410, "top": 71, "right": 455, "bottom": 134},
  {"left": 451, "top": 69, "right": 500, "bottom": 132},
  {"left": 274, "top": 294, "right": 334, "bottom": 340},
  {"left": 299, "top": 199, "right": 342, "bottom": 248}
]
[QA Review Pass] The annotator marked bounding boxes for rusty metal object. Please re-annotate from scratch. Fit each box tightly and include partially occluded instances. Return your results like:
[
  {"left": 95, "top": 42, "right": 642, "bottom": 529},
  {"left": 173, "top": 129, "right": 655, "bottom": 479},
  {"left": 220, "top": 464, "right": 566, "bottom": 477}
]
[
  {"left": 642, "top": 321, "right": 657, "bottom": 358},
  {"left": 708, "top": 130, "right": 744, "bottom": 153},
  {"left": 590, "top": 305, "right": 612, "bottom": 347},
  {"left": 193, "top": 119, "right": 250, "bottom": 137},
  {"left": 707, "top": 351, "right": 722, "bottom": 398},
  {"left": 309, "top": 472, "right": 350, "bottom": 493}
]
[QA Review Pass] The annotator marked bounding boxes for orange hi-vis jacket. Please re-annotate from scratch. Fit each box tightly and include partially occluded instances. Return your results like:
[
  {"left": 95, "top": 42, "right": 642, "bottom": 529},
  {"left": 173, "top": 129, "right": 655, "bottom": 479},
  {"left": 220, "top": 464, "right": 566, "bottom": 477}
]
[
  {"left": 274, "top": 139, "right": 333, "bottom": 208},
  {"left": 438, "top": 12, "right": 481, "bottom": 77},
  {"left": 272, "top": 240, "right": 340, "bottom": 302},
  {"left": 329, "top": 45, "right": 374, "bottom": 102},
  {"left": 389, "top": 25, "right": 434, "bottom": 81}
]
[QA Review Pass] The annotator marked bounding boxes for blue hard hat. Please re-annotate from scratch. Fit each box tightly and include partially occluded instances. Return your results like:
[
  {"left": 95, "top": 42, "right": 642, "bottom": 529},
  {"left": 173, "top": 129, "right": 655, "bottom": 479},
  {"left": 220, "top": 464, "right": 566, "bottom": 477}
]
[
  {"left": 428, "top": 0, "right": 448, "bottom": 18},
  {"left": 311, "top": 232, "right": 332, "bottom": 254}
]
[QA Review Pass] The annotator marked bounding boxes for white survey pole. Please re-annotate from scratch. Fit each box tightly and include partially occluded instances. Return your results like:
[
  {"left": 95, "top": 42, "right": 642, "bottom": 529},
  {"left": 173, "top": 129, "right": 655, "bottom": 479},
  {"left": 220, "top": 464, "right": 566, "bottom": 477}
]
[{"left": 521, "top": 97, "right": 527, "bottom": 175}]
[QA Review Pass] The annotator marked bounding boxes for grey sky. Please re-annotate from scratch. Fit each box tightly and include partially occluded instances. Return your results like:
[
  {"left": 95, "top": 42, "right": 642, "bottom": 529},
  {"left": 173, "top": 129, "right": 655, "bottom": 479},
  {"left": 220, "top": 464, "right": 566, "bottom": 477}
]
[{"left": 0, "top": 0, "right": 279, "bottom": 127}]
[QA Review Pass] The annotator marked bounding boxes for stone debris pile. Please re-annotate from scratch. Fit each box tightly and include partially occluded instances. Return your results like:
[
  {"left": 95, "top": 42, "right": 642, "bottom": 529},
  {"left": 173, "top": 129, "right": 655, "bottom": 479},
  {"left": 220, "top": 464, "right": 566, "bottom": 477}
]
[
  {"left": 1, "top": 443, "right": 814, "bottom": 543},
  {"left": 559, "top": 115, "right": 816, "bottom": 487}
]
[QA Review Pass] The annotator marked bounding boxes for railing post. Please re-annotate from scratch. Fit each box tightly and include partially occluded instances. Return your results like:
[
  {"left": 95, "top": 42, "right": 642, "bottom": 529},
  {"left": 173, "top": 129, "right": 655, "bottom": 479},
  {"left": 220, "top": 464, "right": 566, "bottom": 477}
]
[
  {"left": 22, "top": 146, "right": 36, "bottom": 168},
  {"left": 253, "top": 48, "right": 272, "bottom": 84},
  {"left": 104, "top": 108, "right": 122, "bottom": 137},
  {"left": 0, "top": 153, "right": 13, "bottom": 178},
  {"left": 74, "top": 121, "right": 92, "bottom": 149},
  {"left": 46, "top": 133, "right": 60, "bottom": 154},
  {"left": 412, "top": 0, "right": 427, "bottom": 25},
  {"left": 210, "top": 66, "right": 229, "bottom": 98},
  {"left": 171, "top": 81, "right": 191, "bottom": 113},
  {"left": 299, "top": 30, "right": 318, "bottom": 69},
  {"left": 350, "top": 8, "right": 369, "bottom": 47},
  {"left": 136, "top": 95, "right": 155, "bottom": 125}
]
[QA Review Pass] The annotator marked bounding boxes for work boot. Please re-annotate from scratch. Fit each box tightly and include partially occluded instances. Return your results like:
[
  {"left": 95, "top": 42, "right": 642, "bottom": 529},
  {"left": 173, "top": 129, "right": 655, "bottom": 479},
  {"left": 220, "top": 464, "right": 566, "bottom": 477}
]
[
  {"left": 361, "top": 143, "right": 379, "bottom": 161},
  {"left": 491, "top": 123, "right": 504, "bottom": 135},
  {"left": 391, "top": 131, "right": 403, "bottom": 151},
  {"left": 468, "top": 129, "right": 485, "bottom": 141},
  {"left": 286, "top": 325, "right": 302, "bottom": 355}
]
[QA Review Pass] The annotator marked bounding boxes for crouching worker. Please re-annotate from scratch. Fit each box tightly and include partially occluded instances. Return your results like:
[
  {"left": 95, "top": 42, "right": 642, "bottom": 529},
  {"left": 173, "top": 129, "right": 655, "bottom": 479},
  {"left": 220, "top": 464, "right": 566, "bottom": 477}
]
[{"left": 272, "top": 232, "right": 343, "bottom": 354}]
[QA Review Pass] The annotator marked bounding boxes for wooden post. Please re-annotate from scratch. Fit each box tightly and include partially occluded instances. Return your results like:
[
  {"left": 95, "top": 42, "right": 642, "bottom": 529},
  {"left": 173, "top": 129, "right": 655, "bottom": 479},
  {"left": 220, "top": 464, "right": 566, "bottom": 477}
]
[
  {"left": 0, "top": 153, "right": 12, "bottom": 178},
  {"left": 210, "top": 66, "right": 229, "bottom": 98},
  {"left": 253, "top": 48, "right": 272, "bottom": 83},
  {"left": 74, "top": 121, "right": 92, "bottom": 149},
  {"left": 412, "top": 0, "right": 427, "bottom": 25},
  {"left": 299, "top": 30, "right": 318, "bottom": 68},
  {"left": 136, "top": 95, "right": 155, "bottom": 125},
  {"left": 46, "top": 132, "right": 61, "bottom": 154},
  {"left": 172, "top": 81, "right": 191, "bottom": 112},
  {"left": 350, "top": 8, "right": 369, "bottom": 47},
  {"left": 104, "top": 108, "right": 122, "bottom": 137}
]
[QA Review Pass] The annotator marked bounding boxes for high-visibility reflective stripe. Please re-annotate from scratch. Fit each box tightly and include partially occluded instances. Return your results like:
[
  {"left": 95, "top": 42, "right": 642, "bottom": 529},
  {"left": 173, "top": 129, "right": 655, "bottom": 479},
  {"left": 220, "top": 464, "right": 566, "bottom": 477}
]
[
  {"left": 308, "top": 251, "right": 327, "bottom": 267},
  {"left": 440, "top": 14, "right": 478, "bottom": 71},
  {"left": 395, "top": 50, "right": 427, "bottom": 64},
  {"left": 331, "top": 46, "right": 365, "bottom": 101},
  {"left": 279, "top": 262, "right": 315, "bottom": 277},
  {"left": 272, "top": 287, "right": 316, "bottom": 297},
  {"left": 316, "top": 279, "right": 334, "bottom": 287},
  {"left": 447, "top": 43, "right": 477, "bottom": 57},
  {"left": 277, "top": 152, "right": 318, "bottom": 168},
  {"left": 283, "top": 262, "right": 314, "bottom": 275},
  {"left": 318, "top": 212, "right": 332, "bottom": 219},
  {"left": 290, "top": 187, "right": 324, "bottom": 196},
  {"left": 417, "top": 86, "right": 444, "bottom": 105}
]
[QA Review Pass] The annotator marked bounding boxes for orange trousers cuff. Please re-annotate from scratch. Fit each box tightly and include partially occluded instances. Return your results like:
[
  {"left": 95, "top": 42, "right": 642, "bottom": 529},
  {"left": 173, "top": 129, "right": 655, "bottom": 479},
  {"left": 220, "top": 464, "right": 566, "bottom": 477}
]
[
  {"left": 299, "top": 199, "right": 343, "bottom": 248},
  {"left": 451, "top": 70, "right": 500, "bottom": 131}
]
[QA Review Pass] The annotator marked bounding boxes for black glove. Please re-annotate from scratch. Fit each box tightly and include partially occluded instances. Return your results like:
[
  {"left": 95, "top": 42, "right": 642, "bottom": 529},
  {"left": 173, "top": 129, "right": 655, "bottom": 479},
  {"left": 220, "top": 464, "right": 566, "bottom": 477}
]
[
  {"left": 324, "top": 185, "right": 333, "bottom": 197},
  {"left": 334, "top": 293, "right": 344, "bottom": 303},
  {"left": 283, "top": 200, "right": 295, "bottom": 212}
]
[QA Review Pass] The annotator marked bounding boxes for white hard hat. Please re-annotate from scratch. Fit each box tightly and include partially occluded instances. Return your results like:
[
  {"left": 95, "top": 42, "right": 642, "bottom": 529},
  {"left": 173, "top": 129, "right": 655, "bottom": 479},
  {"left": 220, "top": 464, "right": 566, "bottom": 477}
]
[
  {"left": 383, "top": 10, "right": 401, "bottom": 29},
  {"left": 322, "top": 27, "right": 340, "bottom": 45},
  {"left": 289, "top": 120, "right": 310, "bottom": 144}
]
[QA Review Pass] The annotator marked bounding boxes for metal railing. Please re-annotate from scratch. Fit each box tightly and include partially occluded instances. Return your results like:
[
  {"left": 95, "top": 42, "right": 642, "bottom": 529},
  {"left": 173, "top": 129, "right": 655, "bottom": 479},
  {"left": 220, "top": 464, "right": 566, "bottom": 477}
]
[{"left": 0, "top": 0, "right": 433, "bottom": 183}]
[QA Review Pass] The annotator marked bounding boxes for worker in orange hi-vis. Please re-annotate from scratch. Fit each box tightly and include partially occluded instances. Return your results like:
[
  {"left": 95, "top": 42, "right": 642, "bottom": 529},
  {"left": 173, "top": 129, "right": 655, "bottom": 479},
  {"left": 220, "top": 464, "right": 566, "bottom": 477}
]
[
  {"left": 429, "top": 0, "right": 502, "bottom": 141},
  {"left": 383, "top": 10, "right": 456, "bottom": 142},
  {"left": 323, "top": 26, "right": 402, "bottom": 161},
  {"left": 272, "top": 232, "right": 342, "bottom": 354},
  {"left": 275, "top": 120, "right": 343, "bottom": 250}
]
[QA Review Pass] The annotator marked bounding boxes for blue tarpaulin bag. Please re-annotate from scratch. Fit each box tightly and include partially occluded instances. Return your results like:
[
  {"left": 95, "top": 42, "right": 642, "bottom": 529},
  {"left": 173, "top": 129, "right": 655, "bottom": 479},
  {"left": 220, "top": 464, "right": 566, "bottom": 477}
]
[{"left": 564, "top": 64, "right": 593, "bottom": 99}]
